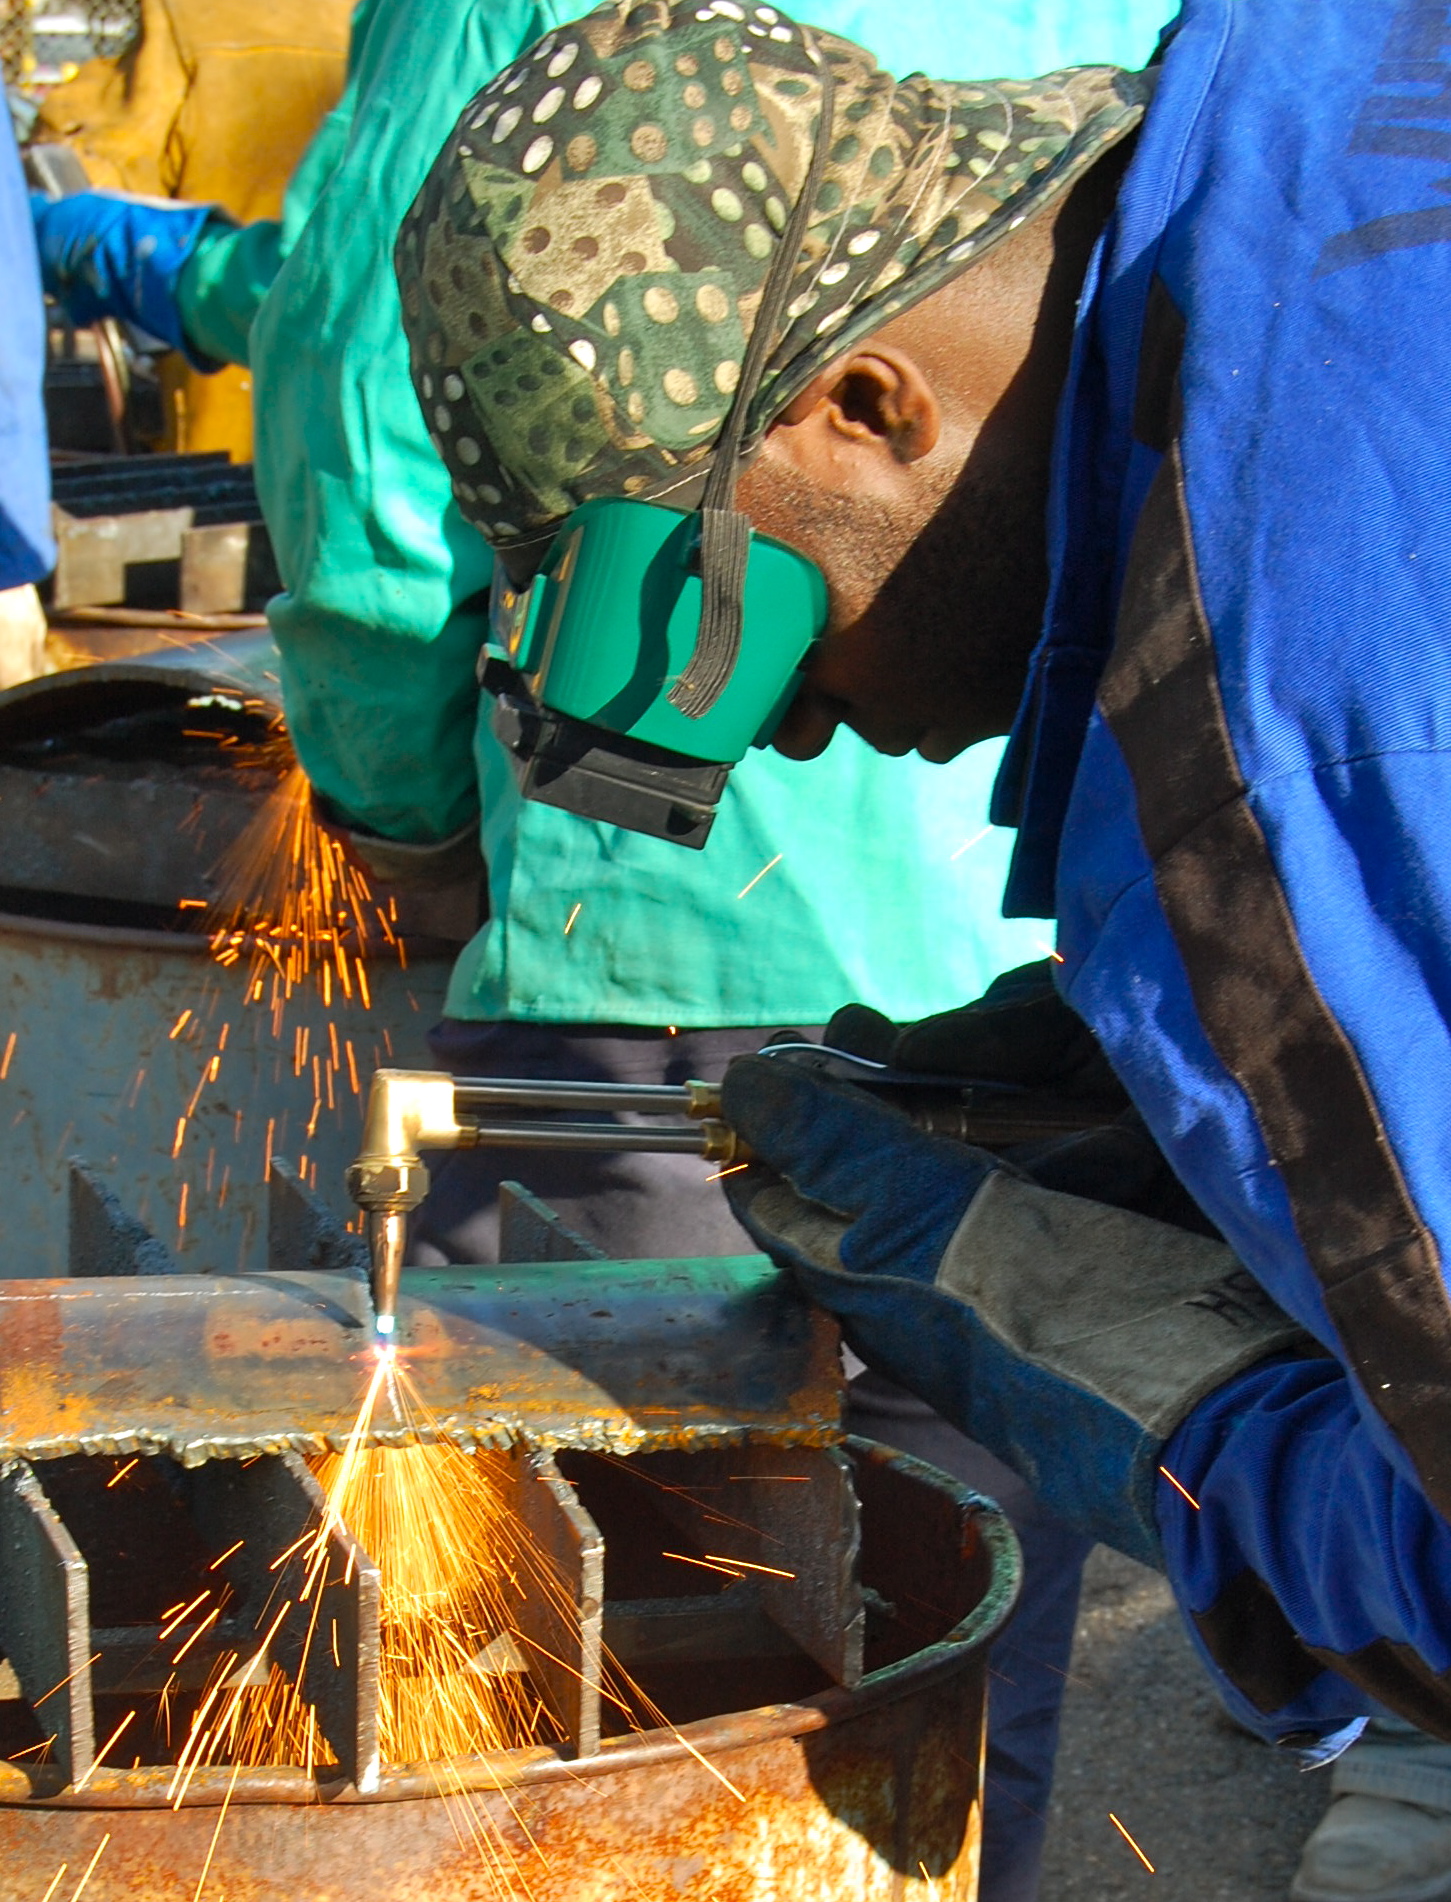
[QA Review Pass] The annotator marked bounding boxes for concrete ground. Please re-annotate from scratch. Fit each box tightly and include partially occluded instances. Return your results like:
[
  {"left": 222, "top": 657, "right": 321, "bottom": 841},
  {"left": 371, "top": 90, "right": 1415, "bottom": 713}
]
[{"left": 1038, "top": 1547, "right": 1334, "bottom": 1899}]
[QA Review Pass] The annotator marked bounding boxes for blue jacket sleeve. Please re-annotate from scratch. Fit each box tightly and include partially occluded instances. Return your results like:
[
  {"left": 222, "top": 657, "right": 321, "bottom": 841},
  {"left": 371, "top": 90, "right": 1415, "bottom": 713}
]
[
  {"left": 1, "top": 125, "right": 52, "bottom": 588},
  {"left": 1159, "top": 1360, "right": 1451, "bottom": 1747},
  {"left": 31, "top": 190, "right": 222, "bottom": 367}
]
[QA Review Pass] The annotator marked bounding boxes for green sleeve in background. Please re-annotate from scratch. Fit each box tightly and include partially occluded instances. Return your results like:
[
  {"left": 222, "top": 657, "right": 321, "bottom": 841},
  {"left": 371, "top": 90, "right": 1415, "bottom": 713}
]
[
  {"left": 250, "top": 0, "right": 568, "bottom": 846},
  {"left": 176, "top": 218, "right": 283, "bottom": 368}
]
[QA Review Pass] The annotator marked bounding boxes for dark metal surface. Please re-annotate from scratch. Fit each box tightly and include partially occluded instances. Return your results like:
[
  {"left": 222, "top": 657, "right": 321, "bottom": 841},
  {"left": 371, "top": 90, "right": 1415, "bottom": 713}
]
[
  {"left": 0, "top": 1461, "right": 95, "bottom": 1784},
  {"left": 616, "top": 1443, "right": 864, "bottom": 1691},
  {"left": 0, "top": 679, "right": 281, "bottom": 922},
  {"left": 716, "top": 1444, "right": 864, "bottom": 1691},
  {"left": 0, "top": 628, "right": 283, "bottom": 746},
  {"left": 68, "top": 1162, "right": 180, "bottom": 1279},
  {"left": 188, "top": 1453, "right": 382, "bottom": 1793},
  {"left": 0, "top": 1259, "right": 843, "bottom": 1463},
  {"left": 0, "top": 628, "right": 453, "bottom": 1277},
  {"left": 502, "top": 1447, "right": 605, "bottom": 1759},
  {"left": 0, "top": 909, "right": 450, "bottom": 1279},
  {"left": 47, "top": 458, "right": 276, "bottom": 614},
  {"left": 266, "top": 1164, "right": 369, "bottom": 1278},
  {"left": 496, "top": 1182, "right": 606, "bottom": 1266}
]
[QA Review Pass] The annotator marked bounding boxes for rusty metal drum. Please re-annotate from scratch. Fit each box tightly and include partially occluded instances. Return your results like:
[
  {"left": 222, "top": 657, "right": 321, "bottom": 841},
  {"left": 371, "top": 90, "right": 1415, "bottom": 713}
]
[{"left": 0, "top": 1440, "right": 1018, "bottom": 1901}]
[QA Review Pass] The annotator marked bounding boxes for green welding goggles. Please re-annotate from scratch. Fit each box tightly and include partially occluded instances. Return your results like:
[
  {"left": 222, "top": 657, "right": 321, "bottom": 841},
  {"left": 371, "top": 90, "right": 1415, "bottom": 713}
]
[
  {"left": 481, "top": 33, "right": 837, "bottom": 850},
  {"left": 481, "top": 499, "right": 827, "bottom": 848}
]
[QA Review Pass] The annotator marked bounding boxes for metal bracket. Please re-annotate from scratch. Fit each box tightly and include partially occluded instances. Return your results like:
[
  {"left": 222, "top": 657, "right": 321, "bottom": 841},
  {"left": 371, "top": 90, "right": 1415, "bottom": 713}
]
[
  {"left": 267, "top": 1162, "right": 368, "bottom": 1276},
  {"left": 498, "top": 1180, "right": 606, "bottom": 1264},
  {"left": 499, "top": 1446, "right": 605, "bottom": 1759},
  {"left": 0, "top": 1461, "right": 95, "bottom": 1783},
  {"left": 187, "top": 1452, "right": 381, "bottom": 1792},
  {"left": 68, "top": 1161, "right": 179, "bottom": 1278},
  {"left": 619, "top": 1443, "right": 865, "bottom": 1689}
]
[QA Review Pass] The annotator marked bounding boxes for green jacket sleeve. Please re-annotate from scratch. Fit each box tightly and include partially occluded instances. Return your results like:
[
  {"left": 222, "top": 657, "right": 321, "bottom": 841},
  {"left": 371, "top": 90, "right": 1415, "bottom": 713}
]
[
  {"left": 247, "top": 0, "right": 570, "bottom": 843},
  {"left": 176, "top": 218, "right": 283, "bottom": 367}
]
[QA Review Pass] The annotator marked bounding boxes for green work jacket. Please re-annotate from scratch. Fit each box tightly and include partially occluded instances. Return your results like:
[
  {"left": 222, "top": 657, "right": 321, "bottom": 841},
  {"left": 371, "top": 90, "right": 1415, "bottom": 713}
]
[{"left": 193, "top": 0, "right": 1167, "bottom": 1026}]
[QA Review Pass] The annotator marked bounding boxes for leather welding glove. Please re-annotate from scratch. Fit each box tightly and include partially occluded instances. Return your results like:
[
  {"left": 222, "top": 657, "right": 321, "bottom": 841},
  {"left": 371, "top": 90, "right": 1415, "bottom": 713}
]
[
  {"left": 826, "top": 958, "right": 1213, "bottom": 1233},
  {"left": 31, "top": 189, "right": 225, "bottom": 367},
  {"left": 333, "top": 818, "right": 484, "bottom": 891},
  {"left": 720, "top": 1054, "right": 1310, "bottom": 1568},
  {"left": 827, "top": 957, "right": 1125, "bottom": 1100}
]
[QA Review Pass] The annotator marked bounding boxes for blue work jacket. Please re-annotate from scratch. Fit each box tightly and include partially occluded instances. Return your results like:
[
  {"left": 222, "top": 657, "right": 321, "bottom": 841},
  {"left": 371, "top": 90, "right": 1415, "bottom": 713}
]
[
  {"left": 1, "top": 122, "right": 52, "bottom": 588},
  {"left": 996, "top": 0, "right": 1451, "bottom": 1743}
]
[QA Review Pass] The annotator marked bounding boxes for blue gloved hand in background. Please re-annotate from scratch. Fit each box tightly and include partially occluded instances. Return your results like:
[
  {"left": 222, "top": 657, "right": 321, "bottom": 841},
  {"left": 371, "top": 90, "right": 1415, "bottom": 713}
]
[
  {"left": 720, "top": 1051, "right": 1309, "bottom": 1567},
  {"left": 30, "top": 190, "right": 224, "bottom": 366}
]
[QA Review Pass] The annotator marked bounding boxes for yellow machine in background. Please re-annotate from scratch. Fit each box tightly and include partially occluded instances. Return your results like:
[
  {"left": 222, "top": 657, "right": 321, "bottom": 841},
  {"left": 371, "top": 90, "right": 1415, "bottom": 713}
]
[{"left": 35, "top": 0, "right": 353, "bottom": 458}]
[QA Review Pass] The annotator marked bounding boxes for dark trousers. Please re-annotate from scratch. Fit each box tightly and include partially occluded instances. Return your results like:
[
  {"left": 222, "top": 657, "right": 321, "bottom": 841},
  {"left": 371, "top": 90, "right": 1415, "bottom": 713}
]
[{"left": 411, "top": 1019, "right": 1090, "bottom": 1902}]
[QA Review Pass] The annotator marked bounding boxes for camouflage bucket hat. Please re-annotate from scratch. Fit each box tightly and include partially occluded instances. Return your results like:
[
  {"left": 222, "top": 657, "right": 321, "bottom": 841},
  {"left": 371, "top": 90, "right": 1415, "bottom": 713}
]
[{"left": 396, "top": 0, "right": 1149, "bottom": 556}]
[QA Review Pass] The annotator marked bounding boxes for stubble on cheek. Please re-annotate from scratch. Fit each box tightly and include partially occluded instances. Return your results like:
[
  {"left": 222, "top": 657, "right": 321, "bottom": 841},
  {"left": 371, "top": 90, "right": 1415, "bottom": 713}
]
[{"left": 751, "top": 457, "right": 974, "bottom": 730}]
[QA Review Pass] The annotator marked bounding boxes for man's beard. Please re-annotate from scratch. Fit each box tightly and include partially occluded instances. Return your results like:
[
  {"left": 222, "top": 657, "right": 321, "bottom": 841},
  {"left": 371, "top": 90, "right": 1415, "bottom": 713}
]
[{"left": 773, "top": 448, "right": 1051, "bottom": 744}]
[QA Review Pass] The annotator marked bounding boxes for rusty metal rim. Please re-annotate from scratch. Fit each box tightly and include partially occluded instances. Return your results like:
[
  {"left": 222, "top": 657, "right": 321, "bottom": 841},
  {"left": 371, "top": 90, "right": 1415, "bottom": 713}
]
[
  {"left": 0, "top": 906, "right": 215, "bottom": 955},
  {"left": 0, "top": 1442, "right": 1021, "bottom": 1812},
  {"left": 0, "top": 909, "right": 453, "bottom": 963}
]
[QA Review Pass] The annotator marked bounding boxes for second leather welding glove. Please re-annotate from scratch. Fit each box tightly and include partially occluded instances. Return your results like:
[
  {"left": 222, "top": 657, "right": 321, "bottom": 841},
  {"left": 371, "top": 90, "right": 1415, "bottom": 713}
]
[
  {"left": 720, "top": 1054, "right": 1309, "bottom": 1567},
  {"left": 825, "top": 958, "right": 1214, "bottom": 1233},
  {"left": 31, "top": 189, "right": 229, "bottom": 366}
]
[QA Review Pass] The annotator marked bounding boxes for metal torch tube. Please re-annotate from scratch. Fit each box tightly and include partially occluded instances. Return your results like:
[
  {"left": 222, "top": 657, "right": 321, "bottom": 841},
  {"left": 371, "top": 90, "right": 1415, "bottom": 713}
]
[
  {"left": 450, "top": 1087, "right": 718, "bottom": 1110},
  {"left": 460, "top": 1119, "right": 722, "bottom": 1153}
]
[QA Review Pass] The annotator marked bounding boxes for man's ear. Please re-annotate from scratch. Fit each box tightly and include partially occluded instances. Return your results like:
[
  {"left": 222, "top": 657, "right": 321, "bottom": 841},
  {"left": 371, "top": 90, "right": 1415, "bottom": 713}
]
[{"left": 773, "top": 346, "right": 941, "bottom": 473}]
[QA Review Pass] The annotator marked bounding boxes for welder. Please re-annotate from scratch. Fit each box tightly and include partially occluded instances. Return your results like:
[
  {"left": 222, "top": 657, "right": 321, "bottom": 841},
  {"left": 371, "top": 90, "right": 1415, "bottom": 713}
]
[
  {"left": 395, "top": 5, "right": 1451, "bottom": 1899},
  {"left": 25, "top": 4, "right": 1170, "bottom": 1897},
  {"left": 0, "top": 109, "right": 51, "bottom": 688}
]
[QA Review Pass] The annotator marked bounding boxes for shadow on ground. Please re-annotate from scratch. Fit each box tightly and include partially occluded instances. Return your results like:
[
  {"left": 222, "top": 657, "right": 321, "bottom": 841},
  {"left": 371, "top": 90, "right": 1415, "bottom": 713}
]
[{"left": 1039, "top": 1547, "right": 1332, "bottom": 1899}]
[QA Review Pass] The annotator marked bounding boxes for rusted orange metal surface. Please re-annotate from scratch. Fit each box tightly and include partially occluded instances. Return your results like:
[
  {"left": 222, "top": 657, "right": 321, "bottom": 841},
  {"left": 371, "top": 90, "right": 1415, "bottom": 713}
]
[
  {"left": 0, "top": 1676, "right": 978, "bottom": 1899},
  {"left": 0, "top": 1258, "right": 842, "bottom": 1463}
]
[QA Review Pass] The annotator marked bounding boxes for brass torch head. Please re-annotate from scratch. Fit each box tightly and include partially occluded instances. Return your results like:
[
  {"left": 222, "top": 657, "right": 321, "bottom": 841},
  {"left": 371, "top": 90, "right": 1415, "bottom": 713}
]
[{"left": 346, "top": 1070, "right": 469, "bottom": 1337}]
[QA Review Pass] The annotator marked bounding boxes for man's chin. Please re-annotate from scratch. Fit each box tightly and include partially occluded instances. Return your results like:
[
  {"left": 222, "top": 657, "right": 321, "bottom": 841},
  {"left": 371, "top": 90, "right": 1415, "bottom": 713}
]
[
  {"left": 769, "top": 692, "right": 844, "bottom": 759},
  {"left": 916, "top": 729, "right": 974, "bottom": 764},
  {"left": 848, "top": 718, "right": 969, "bottom": 762},
  {"left": 769, "top": 694, "right": 969, "bottom": 763},
  {"left": 842, "top": 710, "right": 927, "bottom": 758}
]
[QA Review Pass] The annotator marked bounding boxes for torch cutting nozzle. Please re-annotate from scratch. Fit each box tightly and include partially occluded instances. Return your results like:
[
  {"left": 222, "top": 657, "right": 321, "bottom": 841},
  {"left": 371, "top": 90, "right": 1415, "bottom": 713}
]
[{"left": 367, "top": 1212, "right": 406, "bottom": 1338}]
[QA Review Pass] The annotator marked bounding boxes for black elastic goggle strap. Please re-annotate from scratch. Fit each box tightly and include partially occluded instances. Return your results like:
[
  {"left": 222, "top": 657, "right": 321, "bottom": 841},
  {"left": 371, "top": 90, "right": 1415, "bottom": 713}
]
[{"left": 667, "top": 30, "right": 836, "bottom": 719}]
